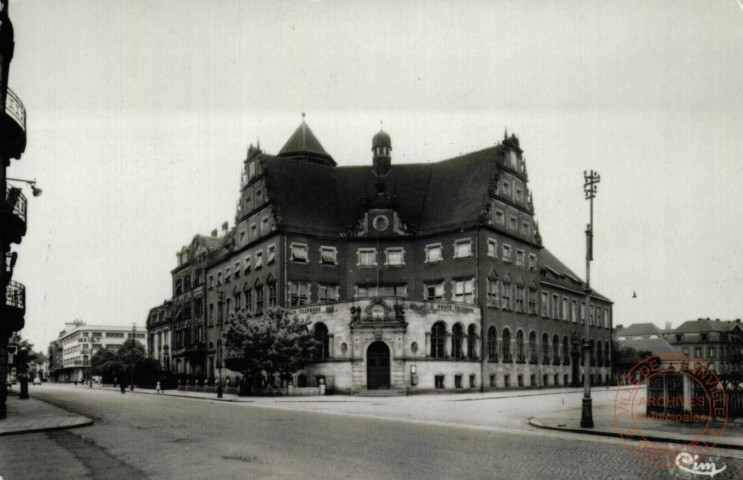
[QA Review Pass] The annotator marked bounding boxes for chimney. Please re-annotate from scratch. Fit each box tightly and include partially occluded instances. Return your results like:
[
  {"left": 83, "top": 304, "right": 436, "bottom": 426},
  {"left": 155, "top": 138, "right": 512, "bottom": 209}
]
[
  {"left": 222, "top": 221, "right": 229, "bottom": 234},
  {"left": 211, "top": 229, "right": 218, "bottom": 237}
]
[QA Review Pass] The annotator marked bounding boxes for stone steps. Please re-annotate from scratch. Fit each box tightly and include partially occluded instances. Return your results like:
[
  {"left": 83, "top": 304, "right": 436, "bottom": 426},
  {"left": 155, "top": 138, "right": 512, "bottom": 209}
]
[{"left": 353, "top": 389, "right": 407, "bottom": 397}]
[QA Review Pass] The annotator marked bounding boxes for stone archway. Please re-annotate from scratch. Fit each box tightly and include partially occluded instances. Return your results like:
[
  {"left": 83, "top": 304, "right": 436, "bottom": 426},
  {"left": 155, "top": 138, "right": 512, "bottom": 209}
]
[{"left": 366, "top": 341, "right": 390, "bottom": 390}]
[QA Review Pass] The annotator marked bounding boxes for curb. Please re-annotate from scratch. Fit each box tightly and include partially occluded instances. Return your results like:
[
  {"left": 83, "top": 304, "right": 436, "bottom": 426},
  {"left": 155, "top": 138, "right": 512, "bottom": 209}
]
[
  {"left": 0, "top": 418, "right": 94, "bottom": 437},
  {"left": 528, "top": 418, "right": 743, "bottom": 451}
]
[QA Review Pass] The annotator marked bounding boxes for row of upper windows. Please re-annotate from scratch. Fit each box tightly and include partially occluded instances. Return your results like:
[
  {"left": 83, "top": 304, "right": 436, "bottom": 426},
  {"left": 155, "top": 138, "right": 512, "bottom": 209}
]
[
  {"left": 287, "top": 240, "right": 536, "bottom": 267},
  {"left": 238, "top": 215, "right": 272, "bottom": 244},
  {"left": 493, "top": 208, "right": 533, "bottom": 237},
  {"left": 539, "top": 291, "right": 611, "bottom": 328},
  {"left": 208, "top": 244, "right": 276, "bottom": 288},
  {"left": 486, "top": 238, "right": 536, "bottom": 269}
]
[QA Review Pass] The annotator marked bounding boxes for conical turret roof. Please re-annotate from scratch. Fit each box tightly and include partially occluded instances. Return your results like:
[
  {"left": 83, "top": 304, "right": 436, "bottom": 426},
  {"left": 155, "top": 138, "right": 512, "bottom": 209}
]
[{"left": 278, "top": 116, "right": 335, "bottom": 166}]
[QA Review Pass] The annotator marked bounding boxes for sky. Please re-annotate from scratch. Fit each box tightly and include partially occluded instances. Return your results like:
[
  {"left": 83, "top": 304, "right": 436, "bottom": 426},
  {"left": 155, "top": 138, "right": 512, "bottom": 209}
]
[{"left": 6, "top": 0, "right": 743, "bottom": 351}]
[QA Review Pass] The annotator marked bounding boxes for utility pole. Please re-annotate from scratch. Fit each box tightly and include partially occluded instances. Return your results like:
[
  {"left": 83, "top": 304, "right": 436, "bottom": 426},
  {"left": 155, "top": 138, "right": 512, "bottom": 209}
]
[{"left": 581, "top": 170, "right": 600, "bottom": 428}]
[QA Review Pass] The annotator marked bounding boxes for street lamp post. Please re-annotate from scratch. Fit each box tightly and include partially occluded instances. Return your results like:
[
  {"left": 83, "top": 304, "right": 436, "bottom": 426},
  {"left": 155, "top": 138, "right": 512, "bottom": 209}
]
[
  {"left": 581, "top": 170, "right": 600, "bottom": 429},
  {"left": 130, "top": 323, "right": 136, "bottom": 391},
  {"left": 216, "top": 290, "right": 224, "bottom": 399}
]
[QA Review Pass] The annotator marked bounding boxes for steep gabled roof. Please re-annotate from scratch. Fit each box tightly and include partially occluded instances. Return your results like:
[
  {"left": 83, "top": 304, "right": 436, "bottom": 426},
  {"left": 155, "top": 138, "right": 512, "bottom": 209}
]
[
  {"left": 618, "top": 323, "right": 662, "bottom": 337},
  {"left": 540, "top": 248, "right": 611, "bottom": 302},
  {"left": 263, "top": 146, "right": 502, "bottom": 236}
]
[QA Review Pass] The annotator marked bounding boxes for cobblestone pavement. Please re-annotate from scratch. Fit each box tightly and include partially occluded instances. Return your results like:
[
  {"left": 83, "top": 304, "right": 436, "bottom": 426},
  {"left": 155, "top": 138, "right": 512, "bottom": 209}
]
[{"left": 6, "top": 385, "right": 743, "bottom": 479}]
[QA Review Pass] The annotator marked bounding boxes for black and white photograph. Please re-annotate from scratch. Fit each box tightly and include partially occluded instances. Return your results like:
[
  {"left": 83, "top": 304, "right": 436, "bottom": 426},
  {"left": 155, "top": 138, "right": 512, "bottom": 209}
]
[{"left": 1, "top": 1, "right": 743, "bottom": 478}]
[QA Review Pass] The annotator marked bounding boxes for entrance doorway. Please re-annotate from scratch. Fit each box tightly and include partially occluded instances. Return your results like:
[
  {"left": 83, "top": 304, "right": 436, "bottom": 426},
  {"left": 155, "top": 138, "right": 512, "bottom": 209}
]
[{"left": 366, "top": 341, "right": 390, "bottom": 390}]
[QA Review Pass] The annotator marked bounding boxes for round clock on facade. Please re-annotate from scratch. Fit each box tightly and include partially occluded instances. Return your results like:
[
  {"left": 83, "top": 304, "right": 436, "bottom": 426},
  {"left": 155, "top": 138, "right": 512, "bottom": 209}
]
[{"left": 372, "top": 215, "right": 389, "bottom": 231}]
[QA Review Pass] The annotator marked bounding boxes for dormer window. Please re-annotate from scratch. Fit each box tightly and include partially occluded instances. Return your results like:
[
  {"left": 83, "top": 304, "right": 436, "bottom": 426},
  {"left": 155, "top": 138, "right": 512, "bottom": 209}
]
[{"left": 291, "top": 243, "right": 309, "bottom": 263}]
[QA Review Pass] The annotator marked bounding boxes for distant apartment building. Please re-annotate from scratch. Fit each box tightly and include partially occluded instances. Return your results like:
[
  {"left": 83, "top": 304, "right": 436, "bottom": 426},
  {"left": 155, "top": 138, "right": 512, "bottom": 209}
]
[
  {"left": 48, "top": 322, "right": 145, "bottom": 383},
  {"left": 663, "top": 318, "right": 743, "bottom": 374}
]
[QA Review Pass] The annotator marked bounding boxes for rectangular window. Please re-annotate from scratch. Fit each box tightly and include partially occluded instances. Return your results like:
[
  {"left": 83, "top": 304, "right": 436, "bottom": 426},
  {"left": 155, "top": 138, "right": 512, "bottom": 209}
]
[
  {"left": 454, "top": 239, "right": 472, "bottom": 258},
  {"left": 435, "top": 375, "right": 444, "bottom": 389},
  {"left": 453, "top": 278, "right": 475, "bottom": 303},
  {"left": 487, "top": 238, "right": 497, "bottom": 258},
  {"left": 572, "top": 300, "right": 579, "bottom": 323},
  {"left": 455, "top": 375, "right": 462, "bottom": 389},
  {"left": 552, "top": 295, "right": 559, "bottom": 320},
  {"left": 528, "top": 288, "right": 537, "bottom": 314},
  {"left": 225, "top": 267, "right": 231, "bottom": 282},
  {"left": 502, "top": 283, "right": 512, "bottom": 310},
  {"left": 244, "top": 255, "right": 251, "bottom": 272},
  {"left": 494, "top": 209, "right": 505, "bottom": 225},
  {"left": 267, "top": 244, "right": 276, "bottom": 264},
  {"left": 320, "top": 246, "right": 337, "bottom": 265},
  {"left": 244, "top": 289, "right": 252, "bottom": 312},
  {"left": 541, "top": 292, "right": 549, "bottom": 317},
  {"left": 289, "top": 282, "right": 311, "bottom": 306},
  {"left": 425, "top": 244, "right": 443, "bottom": 263},
  {"left": 268, "top": 283, "right": 277, "bottom": 307},
  {"left": 487, "top": 279, "right": 501, "bottom": 308},
  {"left": 589, "top": 305, "right": 594, "bottom": 326},
  {"left": 515, "top": 188, "right": 523, "bottom": 202},
  {"left": 489, "top": 374, "right": 496, "bottom": 388},
  {"left": 502, "top": 244, "right": 512, "bottom": 263},
  {"left": 256, "top": 286, "right": 264, "bottom": 314},
  {"left": 261, "top": 216, "right": 269, "bottom": 233},
  {"left": 318, "top": 284, "right": 339, "bottom": 303},
  {"left": 516, "top": 250, "right": 525, "bottom": 267},
  {"left": 502, "top": 181, "right": 511, "bottom": 197},
  {"left": 562, "top": 297, "right": 569, "bottom": 321},
  {"left": 385, "top": 247, "right": 405, "bottom": 266},
  {"left": 509, "top": 216, "right": 518, "bottom": 231},
  {"left": 581, "top": 302, "right": 586, "bottom": 323},
  {"left": 357, "top": 284, "right": 407, "bottom": 298},
  {"left": 250, "top": 223, "right": 257, "bottom": 238},
  {"left": 515, "top": 285, "right": 525, "bottom": 312},
  {"left": 255, "top": 250, "right": 263, "bottom": 268},
  {"left": 234, "top": 261, "right": 241, "bottom": 278},
  {"left": 424, "top": 281, "right": 444, "bottom": 301},
  {"left": 529, "top": 254, "right": 537, "bottom": 270},
  {"left": 291, "top": 243, "right": 309, "bottom": 263},
  {"left": 217, "top": 272, "right": 222, "bottom": 285},
  {"left": 708, "top": 347, "right": 715, "bottom": 358},
  {"left": 357, "top": 248, "right": 377, "bottom": 266},
  {"left": 522, "top": 221, "right": 530, "bottom": 236}
]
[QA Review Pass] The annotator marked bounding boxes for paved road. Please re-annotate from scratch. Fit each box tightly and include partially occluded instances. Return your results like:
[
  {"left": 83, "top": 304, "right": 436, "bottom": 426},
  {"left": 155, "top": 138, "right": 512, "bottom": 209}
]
[{"left": 2, "top": 385, "right": 743, "bottom": 480}]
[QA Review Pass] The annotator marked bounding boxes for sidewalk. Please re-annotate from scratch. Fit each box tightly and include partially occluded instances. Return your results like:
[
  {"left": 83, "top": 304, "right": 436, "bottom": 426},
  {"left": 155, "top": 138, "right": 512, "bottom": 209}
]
[
  {"left": 0, "top": 393, "right": 93, "bottom": 436},
  {"left": 529, "top": 400, "right": 743, "bottom": 450}
]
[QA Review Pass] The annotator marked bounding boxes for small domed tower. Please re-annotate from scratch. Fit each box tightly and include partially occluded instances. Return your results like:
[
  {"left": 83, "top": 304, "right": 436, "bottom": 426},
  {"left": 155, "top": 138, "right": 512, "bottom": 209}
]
[{"left": 372, "top": 128, "right": 391, "bottom": 177}]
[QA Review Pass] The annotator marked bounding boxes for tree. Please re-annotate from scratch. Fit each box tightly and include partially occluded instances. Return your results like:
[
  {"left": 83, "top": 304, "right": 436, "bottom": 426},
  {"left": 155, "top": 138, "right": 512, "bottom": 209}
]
[
  {"left": 224, "top": 308, "right": 318, "bottom": 395},
  {"left": 117, "top": 339, "right": 146, "bottom": 366},
  {"left": 11, "top": 338, "right": 35, "bottom": 377},
  {"left": 91, "top": 348, "right": 118, "bottom": 375}
]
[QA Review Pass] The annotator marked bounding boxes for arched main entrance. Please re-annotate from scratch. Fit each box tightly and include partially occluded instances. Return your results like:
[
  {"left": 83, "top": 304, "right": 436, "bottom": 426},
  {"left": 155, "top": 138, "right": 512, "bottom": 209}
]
[{"left": 366, "top": 341, "right": 390, "bottom": 390}]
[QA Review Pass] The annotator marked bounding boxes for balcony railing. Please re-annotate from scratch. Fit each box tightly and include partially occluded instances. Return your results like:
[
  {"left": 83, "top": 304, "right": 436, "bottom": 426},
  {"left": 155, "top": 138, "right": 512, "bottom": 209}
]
[
  {"left": 5, "top": 89, "right": 26, "bottom": 133},
  {"left": 3, "top": 183, "right": 27, "bottom": 224},
  {"left": 5, "top": 281, "right": 25, "bottom": 311}
]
